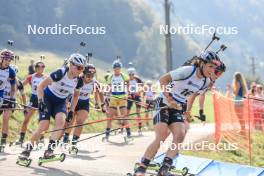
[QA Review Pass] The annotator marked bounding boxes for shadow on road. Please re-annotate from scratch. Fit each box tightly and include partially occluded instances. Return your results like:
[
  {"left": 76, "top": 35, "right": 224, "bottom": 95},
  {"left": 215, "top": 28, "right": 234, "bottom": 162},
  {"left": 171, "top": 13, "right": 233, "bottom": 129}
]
[
  {"left": 71, "top": 154, "right": 106, "bottom": 161},
  {"left": 31, "top": 166, "right": 84, "bottom": 176},
  {"left": 0, "top": 157, "right": 7, "bottom": 162},
  {"left": 77, "top": 150, "right": 99, "bottom": 154},
  {"left": 106, "top": 140, "right": 133, "bottom": 147}
]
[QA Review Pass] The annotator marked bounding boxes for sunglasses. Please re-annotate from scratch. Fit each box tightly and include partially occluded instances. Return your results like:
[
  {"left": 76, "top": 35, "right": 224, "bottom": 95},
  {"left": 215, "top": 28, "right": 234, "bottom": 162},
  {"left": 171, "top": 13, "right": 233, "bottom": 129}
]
[
  {"left": 84, "top": 74, "right": 94, "bottom": 78},
  {"left": 214, "top": 69, "right": 223, "bottom": 77},
  {"left": 71, "top": 62, "right": 84, "bottom": 71}
]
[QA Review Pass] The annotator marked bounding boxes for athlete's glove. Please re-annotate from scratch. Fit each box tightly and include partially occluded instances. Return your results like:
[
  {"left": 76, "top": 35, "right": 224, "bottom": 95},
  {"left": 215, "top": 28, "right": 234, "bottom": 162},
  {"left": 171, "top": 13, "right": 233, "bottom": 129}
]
[
  {"left": 38, "top": 99, "right": 47, "bottom": 113},
  {"left": 184, "top": 111, "right": 193, "bottom": 123},
  {"left": 66, "top": 111, "right": 74, "bottom": 123},
  {"left": 95, "top": 103, "right": 100, "bottom": 110},
  {"left": 8, "top": 98, "right": 16, "bottom": 108},
  {"left": 199, "top": 109, "right": 206, "bottom": 122},
  {"left": 101, "top": 103, "right": 106, "bottom": 113},
  {"left": 23, "top": 108, "right": 28, "bottom": 115}
]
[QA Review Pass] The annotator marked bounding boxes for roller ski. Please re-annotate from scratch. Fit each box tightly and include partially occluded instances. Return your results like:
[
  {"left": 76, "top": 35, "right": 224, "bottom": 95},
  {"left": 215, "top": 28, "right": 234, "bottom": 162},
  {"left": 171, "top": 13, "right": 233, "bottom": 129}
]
[
  {"left": 126, "top": 163, "right": 194, "bottom": 176},
  {"left": 38, "top": 150, "right": 66, "bottom": 166},
  {"left": 16, "top": 150, "right": 32, "bottom": 167},
  {"left": 68, "top": 145, "right": 79, "bottom": 155}
]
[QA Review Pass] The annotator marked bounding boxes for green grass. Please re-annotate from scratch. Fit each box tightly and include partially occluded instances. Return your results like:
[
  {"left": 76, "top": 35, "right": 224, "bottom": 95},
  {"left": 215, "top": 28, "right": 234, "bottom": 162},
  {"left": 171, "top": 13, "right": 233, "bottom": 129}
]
[
  {"left": 191, "top": 92, "right": 215, "bottom": 123},
  {"left": 182, "top": 132, "right": 264, "bottom": 167}
]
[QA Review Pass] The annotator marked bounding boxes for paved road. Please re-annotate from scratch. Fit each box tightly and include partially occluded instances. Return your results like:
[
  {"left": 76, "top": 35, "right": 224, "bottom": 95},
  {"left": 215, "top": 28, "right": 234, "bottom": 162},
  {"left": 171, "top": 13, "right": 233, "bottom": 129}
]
[{"left": 0, "top": 123, "right": 214, "bottom": 176}]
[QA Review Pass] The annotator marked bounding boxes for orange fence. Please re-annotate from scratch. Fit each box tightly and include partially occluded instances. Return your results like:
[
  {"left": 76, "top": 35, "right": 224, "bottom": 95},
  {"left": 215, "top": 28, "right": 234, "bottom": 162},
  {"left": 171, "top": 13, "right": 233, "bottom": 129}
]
[{"left": 213, "top": 92, "right": 264, "bottom": 164}]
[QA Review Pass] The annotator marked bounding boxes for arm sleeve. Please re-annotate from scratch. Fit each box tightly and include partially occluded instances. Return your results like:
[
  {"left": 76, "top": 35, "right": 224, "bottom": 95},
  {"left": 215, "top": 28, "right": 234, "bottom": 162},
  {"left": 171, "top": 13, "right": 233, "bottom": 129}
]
[
  {"left": 75, "top": 77, "right": 84, "bottom": 90},
  {"left": 17, "top": 80, "right": 24, "bottom": 91},
  {"left": 50, "top": 68, "right": 64, "bottom": 82},
  {"left": 9, "top": 67, "right": 16, "bottom": 85}
]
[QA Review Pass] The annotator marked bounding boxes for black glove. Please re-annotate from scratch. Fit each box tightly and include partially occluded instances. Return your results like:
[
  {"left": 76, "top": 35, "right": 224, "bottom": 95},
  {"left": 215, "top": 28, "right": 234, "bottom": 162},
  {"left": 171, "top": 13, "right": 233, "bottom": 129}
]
[
  {"left": 23, "top": 109, "right": 28, "bottom": 115},
  {"left": 95, "top": 103, "right": 100, "bottom": 110},
  {"left": 199, "top": 109, "right": 206, "bottom": 122},
  {"left": 66, "top": 111, "right": 74, "bottom": 122},
  {"left": 8, "top": 98, "right": 16, "bottom": 108},
  {"left": 101, "top": 103, "right": 106, "bottom": 113},
  {"left": 38, "top": 99, "right": 47, "bottom": 113}
]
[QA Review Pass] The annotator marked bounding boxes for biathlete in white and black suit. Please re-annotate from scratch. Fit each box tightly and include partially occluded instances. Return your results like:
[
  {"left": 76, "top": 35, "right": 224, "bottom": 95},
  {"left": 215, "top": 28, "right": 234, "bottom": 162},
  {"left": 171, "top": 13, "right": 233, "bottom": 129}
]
[
  {"left": 18, "top": 53, "right": 86, "bottom": 160},
  {"left": 134, "top": 51, "right": 224, "bottom": 176}
]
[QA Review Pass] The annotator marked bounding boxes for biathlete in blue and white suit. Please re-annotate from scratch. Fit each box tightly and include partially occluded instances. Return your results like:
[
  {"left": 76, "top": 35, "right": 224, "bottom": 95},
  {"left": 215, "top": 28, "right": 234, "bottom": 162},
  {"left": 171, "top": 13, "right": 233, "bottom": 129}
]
[
  {"left": 62, "top": 64, "right": 105, "bottom": 145},
  {"left": 15, "top": 61, "right": 47, "bottom": 145},
  {"left": 0, "top": 49, "right": 16, "bottom": 147},
  {"left": 19, "top": 53, "right": 86, "bottom": 160},
  {"left": 134, "top": 51, "right": 224, "bottom": 176}
]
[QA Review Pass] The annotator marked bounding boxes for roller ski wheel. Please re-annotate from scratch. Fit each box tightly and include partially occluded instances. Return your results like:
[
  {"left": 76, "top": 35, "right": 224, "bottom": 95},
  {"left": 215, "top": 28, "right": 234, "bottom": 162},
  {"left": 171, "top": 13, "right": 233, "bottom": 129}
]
[
  {"left": 169, "top": 166, "right": 190, "bottom": 176},
  {"left": 181, "top": 167, "right": 189, "bottom": 176},
  {"left": 69, "top": 146, "right": 79, "bottom": 155},
  {"left": 38, "top": 152, "right": 66, "bottom": 166}
]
